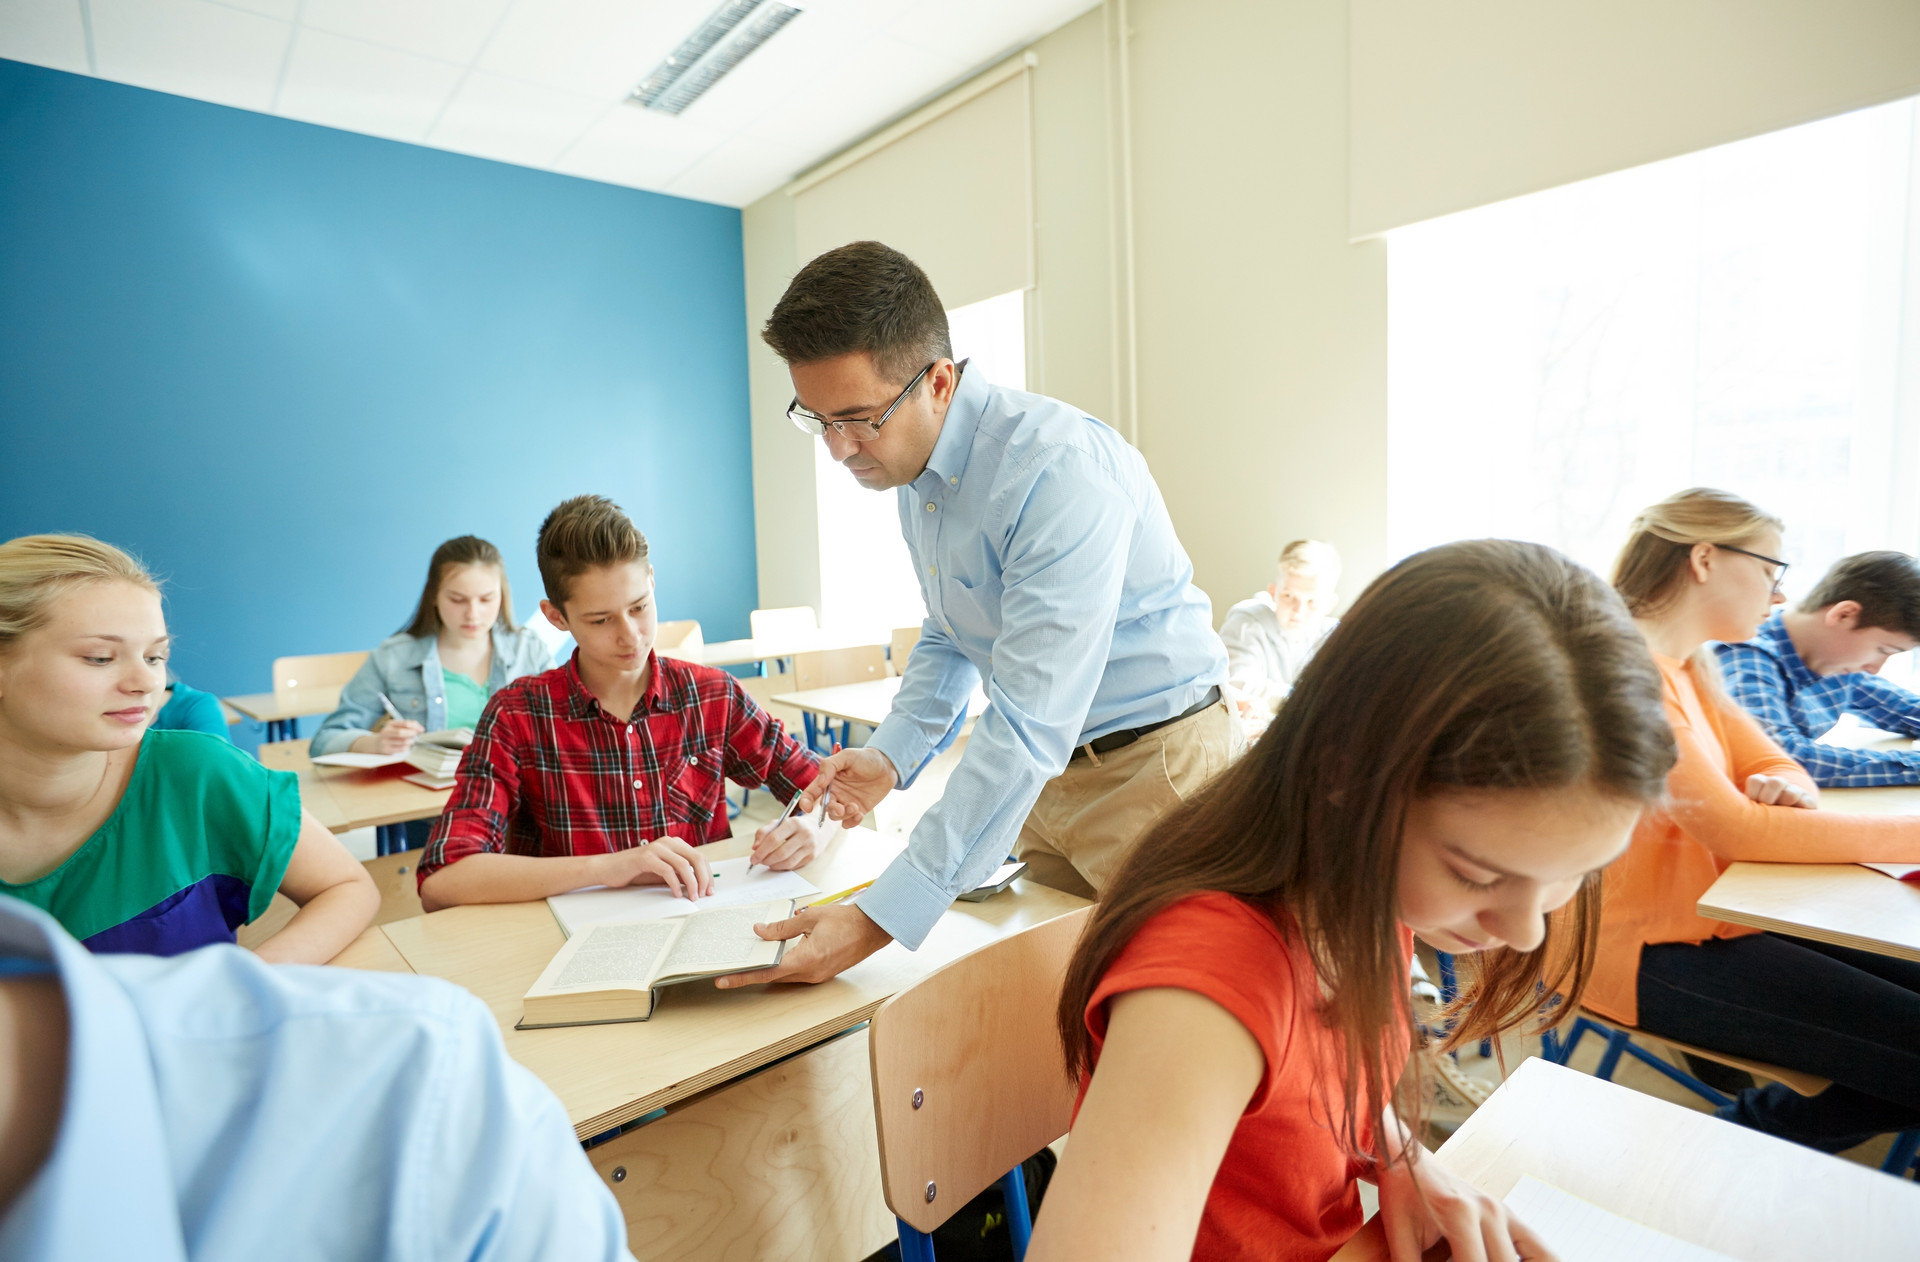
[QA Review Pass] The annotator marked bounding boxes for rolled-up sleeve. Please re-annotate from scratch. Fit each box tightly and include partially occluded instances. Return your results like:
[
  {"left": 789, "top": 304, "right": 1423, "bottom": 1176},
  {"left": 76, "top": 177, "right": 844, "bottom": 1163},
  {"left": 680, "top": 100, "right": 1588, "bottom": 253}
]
[
  {"left": 859, "top": 451, "right": 1133, "bottom": 948},
  {"left": 419, "top": 702, "right": 523, "bottom": 886}
]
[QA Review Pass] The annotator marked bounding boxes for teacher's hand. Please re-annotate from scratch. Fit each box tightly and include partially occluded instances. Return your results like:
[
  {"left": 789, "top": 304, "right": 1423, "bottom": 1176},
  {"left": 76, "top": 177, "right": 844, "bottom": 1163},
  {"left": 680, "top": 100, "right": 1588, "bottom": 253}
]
[
  {"left": 713, "top": 904, "right": 894, "bottom": 988},
  {"left": 797, "top": 747, "right": 898, "bottom": 826}
]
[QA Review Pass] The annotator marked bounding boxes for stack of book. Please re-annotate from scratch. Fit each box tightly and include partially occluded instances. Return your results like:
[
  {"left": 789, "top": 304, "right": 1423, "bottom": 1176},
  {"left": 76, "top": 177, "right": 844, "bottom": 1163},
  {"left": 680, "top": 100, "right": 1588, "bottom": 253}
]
[{"left": 402, "top": 740, "right": 463, "bottom": 790}]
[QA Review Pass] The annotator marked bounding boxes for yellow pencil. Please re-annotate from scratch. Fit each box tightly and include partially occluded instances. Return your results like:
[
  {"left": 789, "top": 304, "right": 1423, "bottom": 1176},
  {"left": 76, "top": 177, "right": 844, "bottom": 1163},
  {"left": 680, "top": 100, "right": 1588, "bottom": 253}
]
[{"left": 805, "top": 879, "right": 876, "bottom": 908}]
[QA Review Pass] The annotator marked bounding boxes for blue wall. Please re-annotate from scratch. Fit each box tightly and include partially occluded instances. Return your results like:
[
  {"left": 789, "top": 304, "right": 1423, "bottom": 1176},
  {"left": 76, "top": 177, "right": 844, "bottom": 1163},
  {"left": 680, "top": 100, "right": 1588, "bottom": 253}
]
[{"left": 0, "top": 58, "right": 755, "bottom": 736}]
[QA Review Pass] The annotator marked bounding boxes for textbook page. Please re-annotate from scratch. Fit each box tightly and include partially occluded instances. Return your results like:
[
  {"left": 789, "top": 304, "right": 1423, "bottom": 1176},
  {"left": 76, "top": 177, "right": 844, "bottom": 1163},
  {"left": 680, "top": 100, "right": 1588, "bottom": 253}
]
[
  {"left": 310, "top": 751, "right": 407, "bottom": 768},
  {"left": 1503, "top": 1176, "right": 1741, "bottom": 1262},
  {"left": 1861, "top": 863, "right": 1920, "bottom": 881},
  {"left": 658, "top": 904, "right": 785, "bottom": 977},
  {"left": 548, "top": 856, "right": 817, "bottom": 937},
  {"left": 546, "top": 920, "right": 678, "bottom": 992}
]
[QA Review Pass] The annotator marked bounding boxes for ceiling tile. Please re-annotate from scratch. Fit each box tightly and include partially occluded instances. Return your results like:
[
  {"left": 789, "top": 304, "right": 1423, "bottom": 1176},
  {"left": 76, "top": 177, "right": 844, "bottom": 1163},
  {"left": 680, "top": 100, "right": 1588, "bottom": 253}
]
[
  {"left": 90, "top": 0, "right": 288, "bottom": 112},
  {"left": 741, "top": 33, "right": 946, "bottom": 163},
  {"left": 0, "top": 0, "right": 90, "bottom": 74},
  {"left": 274, "top": 27, "right": 463, "bottom": 143},
  {"left": 300, "top": 0, "right": 513, "bottom": 66},
  {"left": 477, "top": 0, "right": 708, "bottom": 100},
  {"left": 889, "top": 0, "right": 1098, "bottom": 58},
  {"left": 660, "top": 7, "right": 875, "bottom": 137},
  {"left": 213, "top": 0, "right": 298, "bottom": 20},
  {"left": 550, "top": 100, "right": 729, "bottom": 192},
  {"left": 427, "top": 70, "right": 612, "bottom": 169},
  {"left": 664, "top": 130, "right": 805, "bottom": 207}
]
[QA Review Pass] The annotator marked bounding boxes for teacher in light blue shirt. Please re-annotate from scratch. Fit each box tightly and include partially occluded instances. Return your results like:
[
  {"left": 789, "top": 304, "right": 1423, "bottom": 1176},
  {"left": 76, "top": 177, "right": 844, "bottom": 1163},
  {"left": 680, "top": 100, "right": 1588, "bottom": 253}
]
[{"left": 720, "top": 241, "right": 1233, "bottom": 987}]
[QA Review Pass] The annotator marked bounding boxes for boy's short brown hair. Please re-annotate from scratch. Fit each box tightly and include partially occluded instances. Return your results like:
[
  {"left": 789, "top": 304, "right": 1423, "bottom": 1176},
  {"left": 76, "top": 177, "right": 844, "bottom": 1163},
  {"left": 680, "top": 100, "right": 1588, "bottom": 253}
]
[
  {"left": 536, "top": 495, "right": 649, "bottom": 608},
  {"left": 1800, "top": 550, "right": 1920, "bottom": 640}
]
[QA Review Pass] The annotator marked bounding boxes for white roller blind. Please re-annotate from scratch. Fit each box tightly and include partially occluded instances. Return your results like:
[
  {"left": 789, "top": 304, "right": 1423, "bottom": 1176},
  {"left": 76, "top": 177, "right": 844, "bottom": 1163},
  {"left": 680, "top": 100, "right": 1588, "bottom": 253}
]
[
  {"left": 792, "top": 71, "right": 1032, "bottom": 311},
  {"left": 1349, "top": 0, "right": 1920, "bottom": 239}
]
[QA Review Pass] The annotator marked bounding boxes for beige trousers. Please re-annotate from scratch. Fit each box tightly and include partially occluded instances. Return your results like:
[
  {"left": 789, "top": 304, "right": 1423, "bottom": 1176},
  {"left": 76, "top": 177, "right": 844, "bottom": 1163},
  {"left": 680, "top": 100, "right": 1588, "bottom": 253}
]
[{"left": 1013, "top": 700, "right": 1240, "bottom": 899}]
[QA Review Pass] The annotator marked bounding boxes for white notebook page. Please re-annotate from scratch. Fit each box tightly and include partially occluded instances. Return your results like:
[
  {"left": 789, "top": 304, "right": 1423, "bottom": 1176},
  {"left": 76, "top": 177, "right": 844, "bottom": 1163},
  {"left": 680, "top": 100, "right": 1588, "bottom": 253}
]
[
  {"left": 548, "top": 856, "right": 816, "bottom": 937},
  {"left": 1504, "top": 1176, "right": 1743, "bottom": 1262}
]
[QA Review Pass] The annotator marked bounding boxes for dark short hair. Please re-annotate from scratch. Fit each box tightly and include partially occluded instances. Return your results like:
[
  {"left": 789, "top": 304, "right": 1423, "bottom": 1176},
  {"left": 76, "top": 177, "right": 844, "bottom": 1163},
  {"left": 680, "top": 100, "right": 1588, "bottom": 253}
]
[
  {"left": 761, "top": 241, "right": 954, "bottom": 384},
  {"left": 536, "top": 495, "right": 649, "bottom": 608},
  {"left": 1800, "top": 551, "right": 1920, "bottom": 639},
  {"left": 403, "top": 536, "right": 517, "bottom": 637}
]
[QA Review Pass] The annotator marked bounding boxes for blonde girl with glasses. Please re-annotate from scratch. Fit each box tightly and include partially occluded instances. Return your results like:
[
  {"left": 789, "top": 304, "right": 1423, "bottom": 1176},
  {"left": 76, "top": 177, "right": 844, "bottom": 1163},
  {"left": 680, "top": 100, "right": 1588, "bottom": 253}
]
[{"left": 1593, "top": 487, "right": 1920, "bottom": 1155}]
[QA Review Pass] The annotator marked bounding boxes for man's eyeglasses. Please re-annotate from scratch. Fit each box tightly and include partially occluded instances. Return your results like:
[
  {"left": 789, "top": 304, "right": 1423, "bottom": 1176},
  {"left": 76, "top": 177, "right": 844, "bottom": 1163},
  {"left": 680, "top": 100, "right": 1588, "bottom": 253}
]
[
  {"left": 1720, "top": 544, "right": 1790, "bottom": 595},
  {"left": 786, "top": 359, "right": 964, "bottom": 441}
]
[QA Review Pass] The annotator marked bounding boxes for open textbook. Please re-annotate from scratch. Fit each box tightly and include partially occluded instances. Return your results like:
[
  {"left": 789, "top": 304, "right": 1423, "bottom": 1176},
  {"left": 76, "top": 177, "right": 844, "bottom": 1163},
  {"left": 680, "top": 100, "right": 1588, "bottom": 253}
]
[
  {"left": 518, "top": 899, "right": 796, "bottom": 1029},
  {"left": 1861, "top": 862, "right": 1920, "bottom": 882},
  {"left": 1503, "top": 1176, "right": 1742, "bottom": 1262},
  {"left": 546, "top": 856, "right": 818, "bottom": 937}
]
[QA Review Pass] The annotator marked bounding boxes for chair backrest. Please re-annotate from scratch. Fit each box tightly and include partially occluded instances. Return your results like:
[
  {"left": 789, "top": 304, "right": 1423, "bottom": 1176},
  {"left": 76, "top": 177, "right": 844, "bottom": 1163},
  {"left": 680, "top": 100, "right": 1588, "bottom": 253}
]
[
  {"left": 655, "top": 619, "right": 704, "bottom": 659},
  {"left": 869, "top": 906, "right": 1091, "bottom": 1234},
  {"left": 750, "top": 605, "right": 818, "bottom": 641},
  {"left": 792, "top": 645, "right": 887, "bottom": 691},
  {"left": 889, "top": 626, "right": 922, "bottom": 676},
  {"left": 272, "top": 651, "right": 368, "bottom": 692}
]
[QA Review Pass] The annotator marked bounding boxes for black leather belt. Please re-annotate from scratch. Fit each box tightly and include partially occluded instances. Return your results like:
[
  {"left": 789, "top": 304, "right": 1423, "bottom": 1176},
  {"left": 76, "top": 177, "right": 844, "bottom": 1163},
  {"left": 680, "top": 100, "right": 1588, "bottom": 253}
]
[{"left": 1070, "top": 686, "right": 1222, "bottom": 762}]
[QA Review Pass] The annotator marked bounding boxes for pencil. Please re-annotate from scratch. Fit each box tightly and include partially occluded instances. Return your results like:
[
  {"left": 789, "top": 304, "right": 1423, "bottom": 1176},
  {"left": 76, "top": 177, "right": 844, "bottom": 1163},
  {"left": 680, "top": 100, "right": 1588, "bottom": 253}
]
[{"left": 805, "top": 878, "right": 875, "bottom": 909}]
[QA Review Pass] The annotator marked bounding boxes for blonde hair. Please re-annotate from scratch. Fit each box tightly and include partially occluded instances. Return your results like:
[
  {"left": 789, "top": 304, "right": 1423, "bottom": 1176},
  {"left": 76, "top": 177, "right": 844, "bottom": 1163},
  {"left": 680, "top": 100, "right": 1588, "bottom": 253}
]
[
  {"left": 0, "top": 534, "right": 160, "bottom": 653},
  {"left": 1278, "top": 539, "right": 1342, "bottom": 585},
  {"left": 1611, "top": 488, "right": 1782, "bottom": 617}
]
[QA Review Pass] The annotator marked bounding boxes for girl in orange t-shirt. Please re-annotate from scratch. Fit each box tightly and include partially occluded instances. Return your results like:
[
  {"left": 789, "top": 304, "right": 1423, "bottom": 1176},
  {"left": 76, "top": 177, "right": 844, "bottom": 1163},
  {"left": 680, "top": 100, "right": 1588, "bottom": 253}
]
[
  {"left": 1598, "top": 488, "right": 1920, "bottom": 1153},
  {"left": 1028, "top": 541, "right": 1681, "bottom": 1262}
]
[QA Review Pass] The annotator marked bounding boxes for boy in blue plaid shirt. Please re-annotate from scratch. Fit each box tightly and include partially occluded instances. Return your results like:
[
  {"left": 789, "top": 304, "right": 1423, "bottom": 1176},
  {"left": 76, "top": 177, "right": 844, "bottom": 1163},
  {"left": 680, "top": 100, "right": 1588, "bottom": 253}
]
[{"left": 1716, "top": 551, "right": 1920, "bottom": 786}]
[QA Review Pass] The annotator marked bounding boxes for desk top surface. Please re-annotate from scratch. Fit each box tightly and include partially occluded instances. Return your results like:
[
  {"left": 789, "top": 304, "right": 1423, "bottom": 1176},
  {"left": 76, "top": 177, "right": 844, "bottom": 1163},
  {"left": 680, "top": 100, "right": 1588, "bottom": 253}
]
[
  {"left": 691, "top": 628, "right": 891, "bottom": 667},
  {"left": 222, "top": 685, "right": 343, "bottom": 722},
  {"left": 261, "top": 738, "right": 451, "bottom": 832},
  {"left": 772, "top": 675, "right": 989, "bottom": 729},
  {"left": 371, "top": 826, "right": 1087, "bottom": 1137},
  {"left": 1436, "top": 1057, "right": 1920, "bottom": 1258},
  {"left": 1699, "top": 861, "right": 1920, "bottom": 962}
]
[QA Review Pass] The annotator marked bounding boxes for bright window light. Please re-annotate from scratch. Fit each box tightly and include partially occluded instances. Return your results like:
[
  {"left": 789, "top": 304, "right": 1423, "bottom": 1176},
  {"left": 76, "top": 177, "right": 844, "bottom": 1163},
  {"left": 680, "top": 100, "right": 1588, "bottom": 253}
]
[{"left": 1388, "top": 95, "right": 1920, "bottom": 606}]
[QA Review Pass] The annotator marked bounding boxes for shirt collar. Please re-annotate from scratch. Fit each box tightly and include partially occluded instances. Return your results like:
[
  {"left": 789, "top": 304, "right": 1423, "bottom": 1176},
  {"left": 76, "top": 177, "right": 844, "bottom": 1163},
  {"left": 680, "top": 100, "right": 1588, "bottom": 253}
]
[
  {"left": 562, "top": 649, "right": 671, "bottom": 722},
  {"left": 921, "top": 360, "right": 986, "bottom": 487},
  {"left": 0, "top": 898, "right": 188, "bottom": 1259},
  {"left": 1753, "top": 610, "right": 1818, "bottom": 687}
]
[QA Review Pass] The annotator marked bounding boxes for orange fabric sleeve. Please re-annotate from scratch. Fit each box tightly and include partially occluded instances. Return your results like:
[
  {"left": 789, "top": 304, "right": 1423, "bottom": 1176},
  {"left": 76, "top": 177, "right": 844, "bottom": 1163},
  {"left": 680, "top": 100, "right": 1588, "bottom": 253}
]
[{"left": 1664, "top": 688, "right": 1920, "bottom": 864}]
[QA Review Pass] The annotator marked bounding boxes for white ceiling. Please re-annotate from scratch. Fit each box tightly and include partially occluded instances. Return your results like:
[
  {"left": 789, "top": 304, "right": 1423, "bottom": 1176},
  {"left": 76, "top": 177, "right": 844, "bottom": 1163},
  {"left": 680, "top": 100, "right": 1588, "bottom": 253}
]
[{"left": 0, "top": 0, "right": 1099, "bottom": 206}]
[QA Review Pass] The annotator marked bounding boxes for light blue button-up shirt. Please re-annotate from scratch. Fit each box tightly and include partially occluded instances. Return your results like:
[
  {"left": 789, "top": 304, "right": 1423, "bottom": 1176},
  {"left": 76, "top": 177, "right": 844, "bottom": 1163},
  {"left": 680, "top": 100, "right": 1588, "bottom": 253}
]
[
  {"left": 0, "top": 897, "right": 632, "bottom": 1262},
  {"left": 861, "top": 369, "right": 1227, "bottom": 948}
]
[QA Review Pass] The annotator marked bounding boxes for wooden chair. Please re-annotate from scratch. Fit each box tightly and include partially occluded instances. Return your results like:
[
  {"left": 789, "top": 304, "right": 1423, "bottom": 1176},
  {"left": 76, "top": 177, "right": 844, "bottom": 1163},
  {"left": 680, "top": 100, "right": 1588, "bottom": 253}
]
[
  {"left": 654, "top": 619, "right": 704, "bottom": 660},
  {"left": 890, "top": 625, "right": 922, "bottom": 676},
  {"left": 750, "top": 605, "right": 818, "bottom": 641},
  {"left": 267, "top": 651, "right": 367, "bottom": 740},
  {"left": 870, "top": 907, "right": 1091, "bottom": 1260},
  {"left": 792, "top": 646, "right": 889, "bottom": 753}
]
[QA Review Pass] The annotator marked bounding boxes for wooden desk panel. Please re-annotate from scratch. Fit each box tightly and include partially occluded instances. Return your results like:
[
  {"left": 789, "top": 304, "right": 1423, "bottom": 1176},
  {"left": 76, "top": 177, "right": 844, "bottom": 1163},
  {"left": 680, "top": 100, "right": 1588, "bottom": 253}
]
[
  {"left": 223, "top": 685, "right": 343, "bottom": 724},
  {"left": 772, "top": 676, "right": 988, "bottom": 731},
  {"left": 1334, "top": 1057, "right": 1920, "bottom": 1260},
  {"left": 379, "top": 827, "right": 1088, "bottom": 1137},
  {"left": 326, "top": 924, "right": 414, "bottom": 973},
  {"left": 1699, "top": 862, "right": 1920, "bottom": 962},
  {"left": 258, "top": 737, "right": 449, "bottom": 833}
]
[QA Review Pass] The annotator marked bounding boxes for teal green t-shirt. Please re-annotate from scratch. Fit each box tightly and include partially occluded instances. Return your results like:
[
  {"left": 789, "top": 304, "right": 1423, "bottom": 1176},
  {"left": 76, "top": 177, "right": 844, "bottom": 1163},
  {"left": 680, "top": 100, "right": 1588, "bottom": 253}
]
[
  {"left": 443, "top": 669, "right": 491, "bottom": 732},
  {"left": 2, "top": 729, "right": 302, "bottom": 955}
]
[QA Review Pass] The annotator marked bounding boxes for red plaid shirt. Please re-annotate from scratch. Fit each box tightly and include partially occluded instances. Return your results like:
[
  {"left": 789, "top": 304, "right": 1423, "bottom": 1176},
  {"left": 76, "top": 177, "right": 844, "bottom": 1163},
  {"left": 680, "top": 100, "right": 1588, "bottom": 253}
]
[{"left": 419, "top": 651, "right": 818, "bottom": 886}]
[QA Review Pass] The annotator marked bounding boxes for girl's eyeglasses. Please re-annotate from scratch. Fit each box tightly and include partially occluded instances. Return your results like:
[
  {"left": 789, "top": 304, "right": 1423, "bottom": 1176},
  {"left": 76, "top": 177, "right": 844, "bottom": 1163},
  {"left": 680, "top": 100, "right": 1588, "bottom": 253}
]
[{"left": 1719, "top": 544, "right": 1789, "bottom": 595}]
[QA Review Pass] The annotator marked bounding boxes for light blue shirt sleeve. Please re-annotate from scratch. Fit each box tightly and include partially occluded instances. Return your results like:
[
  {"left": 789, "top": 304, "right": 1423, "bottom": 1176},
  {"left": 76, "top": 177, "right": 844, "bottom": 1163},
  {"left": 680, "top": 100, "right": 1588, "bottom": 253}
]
[
  {"left": 867, "top": 615, "right": 980, "bottom": 787},
  {"left": 864, "top": 450, "right": 1136, "bottom": 948}
]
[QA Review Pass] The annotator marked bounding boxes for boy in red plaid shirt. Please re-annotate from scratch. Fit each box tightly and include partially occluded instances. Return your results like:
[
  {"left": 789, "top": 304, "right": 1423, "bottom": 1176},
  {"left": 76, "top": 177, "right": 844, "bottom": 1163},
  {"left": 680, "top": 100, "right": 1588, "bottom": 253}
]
[{"left": 418, "top": 495, "right": 820, "bottom": 911}]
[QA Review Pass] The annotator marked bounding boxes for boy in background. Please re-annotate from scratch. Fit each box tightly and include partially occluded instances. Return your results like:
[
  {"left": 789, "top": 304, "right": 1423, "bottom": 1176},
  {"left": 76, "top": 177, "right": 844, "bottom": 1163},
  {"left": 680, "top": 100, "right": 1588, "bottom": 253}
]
[
  {"left": 1219, "top": 540, "right": 1342, "bottom": 727},
  {"left": 1717, "top": 550, "right": 1920, "bottom": 786},
  {"left": 418, "top": 495, "right": 819, "bottom": 910}
]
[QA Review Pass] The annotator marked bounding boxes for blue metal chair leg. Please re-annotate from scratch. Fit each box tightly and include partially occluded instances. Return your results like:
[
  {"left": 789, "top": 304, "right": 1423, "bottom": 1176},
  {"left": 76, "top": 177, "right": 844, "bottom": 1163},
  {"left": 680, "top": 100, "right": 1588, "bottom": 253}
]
[
  {"left": 895, "top": 1220, "right": 935, "bottom": 1262},
  {"left": 1001, "top": 1165, "right": 1034, "bottom": 1260},
  {"left": 1881, "top": 1129, "right": 1920, "bottom": 1178}
]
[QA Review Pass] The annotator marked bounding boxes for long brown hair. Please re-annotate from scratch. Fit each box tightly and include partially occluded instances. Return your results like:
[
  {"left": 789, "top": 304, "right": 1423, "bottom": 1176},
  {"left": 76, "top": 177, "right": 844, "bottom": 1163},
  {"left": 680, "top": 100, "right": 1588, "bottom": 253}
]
[
  {"left": 403, "top": 536, "right": 517, "bottom": 638},
  {"left": 1056, "top": 540, "right": 1676, "bottom": 1160}
]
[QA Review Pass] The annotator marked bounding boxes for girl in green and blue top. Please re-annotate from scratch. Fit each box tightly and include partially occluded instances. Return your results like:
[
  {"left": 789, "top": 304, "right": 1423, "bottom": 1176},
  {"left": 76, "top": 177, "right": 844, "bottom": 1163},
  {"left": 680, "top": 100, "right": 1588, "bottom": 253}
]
[
  {"left": 311, "top": 536, "right": 554, "bottom": 758},
  {"left": 0, "top": 534, "right": 378, "bottom": 960}
]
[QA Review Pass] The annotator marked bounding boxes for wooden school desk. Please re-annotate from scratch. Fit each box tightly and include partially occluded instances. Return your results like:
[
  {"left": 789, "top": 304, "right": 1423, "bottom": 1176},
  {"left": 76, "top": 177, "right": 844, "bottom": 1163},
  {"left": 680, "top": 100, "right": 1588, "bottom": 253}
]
[
  {"left": 1332, "top": 1056, "right": 1920, "bottom": 1260},
  {"left": 363, "top": 826, "right": 1087, "bottom": 1261},
  {"left": 222, "top": 684, "right": 344, "bottom": 741},
  {"left": 261, "top": 738, "right": 451, "bottom": 855}
]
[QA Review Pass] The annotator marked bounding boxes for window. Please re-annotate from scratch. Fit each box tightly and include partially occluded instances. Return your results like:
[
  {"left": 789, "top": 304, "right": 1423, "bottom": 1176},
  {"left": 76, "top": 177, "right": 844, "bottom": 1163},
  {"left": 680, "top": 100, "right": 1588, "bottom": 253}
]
[
  {"left": 813, "top": 289, "right": 1028, "bottom": 631},
  {"left": 1388, "top": 96, "right": 1920, "bottom": 609}
]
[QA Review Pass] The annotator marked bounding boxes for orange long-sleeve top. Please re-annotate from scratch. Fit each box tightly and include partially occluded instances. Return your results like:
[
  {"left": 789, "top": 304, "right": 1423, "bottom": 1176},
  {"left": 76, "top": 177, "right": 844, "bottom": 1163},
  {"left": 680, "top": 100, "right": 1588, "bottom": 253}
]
[{"left": 1588, "top": 653, "right": 1920, "bottom": 1026}]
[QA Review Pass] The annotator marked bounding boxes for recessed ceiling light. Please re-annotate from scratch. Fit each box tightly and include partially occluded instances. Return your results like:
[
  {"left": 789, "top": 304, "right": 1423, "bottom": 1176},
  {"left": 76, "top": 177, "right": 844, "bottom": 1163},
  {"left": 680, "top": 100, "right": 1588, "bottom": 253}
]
[{"left": 628, "top": 0, "right": 802, "bottom": 116}]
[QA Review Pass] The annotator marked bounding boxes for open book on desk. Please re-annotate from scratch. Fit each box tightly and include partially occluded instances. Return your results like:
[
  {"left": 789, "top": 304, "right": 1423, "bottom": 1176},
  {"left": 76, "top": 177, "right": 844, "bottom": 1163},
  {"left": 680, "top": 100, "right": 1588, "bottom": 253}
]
[
  {"left": 518, "top": 899, "right": 796, "bottom": 1029},
  {"left": 546, "top": 856, "right": 817, "bottom": 937},
  {"left": 1504, "top": 1176, "right": 1741, "bottom": 1261}
]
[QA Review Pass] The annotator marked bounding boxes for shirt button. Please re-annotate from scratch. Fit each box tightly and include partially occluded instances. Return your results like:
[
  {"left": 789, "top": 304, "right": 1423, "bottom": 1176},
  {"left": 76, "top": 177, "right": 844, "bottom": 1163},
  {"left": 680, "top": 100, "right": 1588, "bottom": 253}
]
[
  {"left": 949, "top": 476, "right": 958, "bottom": 485},
  {"left": 929, "top": 565, "right": 937, "bottom": 576},
  {"left": 925, "top": 502, "right": 936, "bottom": 512},
  {"left": 633, "top": 779, "right": 643, "bottom": 789}
]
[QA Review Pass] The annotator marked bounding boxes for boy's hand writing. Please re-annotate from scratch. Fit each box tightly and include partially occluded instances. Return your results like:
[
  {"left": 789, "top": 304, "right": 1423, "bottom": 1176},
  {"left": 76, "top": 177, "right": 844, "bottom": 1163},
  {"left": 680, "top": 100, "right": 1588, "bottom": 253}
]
[{"left": 751, "top": 814, "right": 818, "bottom": 871}]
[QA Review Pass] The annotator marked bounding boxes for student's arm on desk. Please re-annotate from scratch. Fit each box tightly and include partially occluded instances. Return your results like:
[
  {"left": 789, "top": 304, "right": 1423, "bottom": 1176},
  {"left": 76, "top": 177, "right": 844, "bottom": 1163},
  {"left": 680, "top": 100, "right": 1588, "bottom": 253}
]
[
  {"left": 1670, "top": 697, "right": 1920, "bottom": 862},
  {"left": 418, "top": 843, "right": 715, "bottom": 913},
  {"left": 1026, "top": 988, "right": 1262, "bottom": 1262},
  {"left": 252, "top": 810, "right": 380, "bottom": 964}
]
